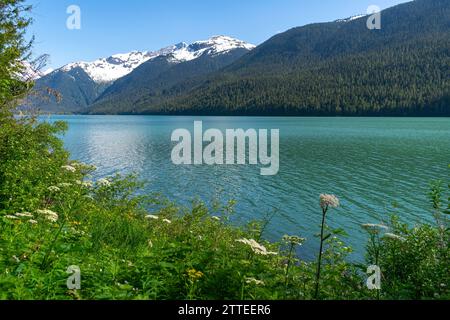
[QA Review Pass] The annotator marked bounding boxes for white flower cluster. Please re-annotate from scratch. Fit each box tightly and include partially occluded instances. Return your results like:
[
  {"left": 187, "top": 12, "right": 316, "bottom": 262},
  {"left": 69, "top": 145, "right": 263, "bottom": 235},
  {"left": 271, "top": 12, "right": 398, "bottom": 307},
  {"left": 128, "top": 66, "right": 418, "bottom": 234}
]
[
  {"left": 36, "top": 209, "right": 59, "bottom": 222},
  {"left": 245, "top": 277, "right": 265, "bottom": 286},
  {"left": 58, "top": 183, "right": 72, "bottom": 188},
  {"left": 361, "top": 223, "right": 389, "bottom": 234},
  {"left": 236, "top": 238, "right": 278, "bottom": 256},
  {"left": 4, "top": 212, "right": 37, "bottom": 224},
  {"left": 145, "top": 215, "right": 171, "bottom": 224},
  {"left": 48, "top": 186, "right": 61, "bottom": 193},
  {"left": 97, "top": 178, "right": 111, "bottom": 187},
  {"left": 361, "top": 223, "right": 406, "bottom": 241},
  {"left": 61, "top": 165, "right": 76, "bottom": 173},
  {"left": 383, "top": 233, "right": 406, "bottom": 242},
  {"left": 72, "top": 162, "right": 96, "bottom": 171},
  {"left": 320, "top": 194, "right": 340, "bottom": 210}
]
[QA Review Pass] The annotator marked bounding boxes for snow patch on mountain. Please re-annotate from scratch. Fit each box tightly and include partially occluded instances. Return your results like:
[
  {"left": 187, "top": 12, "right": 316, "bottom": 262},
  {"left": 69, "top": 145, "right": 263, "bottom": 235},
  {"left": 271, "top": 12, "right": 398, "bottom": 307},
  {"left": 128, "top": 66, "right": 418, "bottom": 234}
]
[
  {"left": 168, "top": 36, "right": 256, "bottom": 62},
  {"left": 56, "top": 36, "right": 255, "bottom": 83},
  {"left": 335, "top": 14, "right": 367, "bottom": 23},
  {"left": 61, "top": 51, "right": 157, "bottom": 83}
]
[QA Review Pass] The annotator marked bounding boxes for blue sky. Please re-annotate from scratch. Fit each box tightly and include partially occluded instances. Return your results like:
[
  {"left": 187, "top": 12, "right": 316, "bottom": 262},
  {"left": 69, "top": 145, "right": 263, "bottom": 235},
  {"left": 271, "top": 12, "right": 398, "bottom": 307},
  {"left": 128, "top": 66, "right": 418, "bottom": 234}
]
[{"left": 26, "top": 0, "right": 411, "bottom": 70}]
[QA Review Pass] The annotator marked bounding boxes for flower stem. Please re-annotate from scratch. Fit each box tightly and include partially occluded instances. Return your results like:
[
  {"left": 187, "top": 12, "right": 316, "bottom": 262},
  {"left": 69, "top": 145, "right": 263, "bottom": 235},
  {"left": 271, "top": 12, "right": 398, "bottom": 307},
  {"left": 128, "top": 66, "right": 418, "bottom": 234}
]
[{"left": 314, "top": 207, "right": 327, "bottom": 299}]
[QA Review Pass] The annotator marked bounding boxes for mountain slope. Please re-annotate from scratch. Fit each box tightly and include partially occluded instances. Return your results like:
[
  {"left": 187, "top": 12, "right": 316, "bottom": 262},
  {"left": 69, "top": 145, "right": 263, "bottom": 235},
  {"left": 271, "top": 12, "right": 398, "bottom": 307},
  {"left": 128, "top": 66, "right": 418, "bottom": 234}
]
[
  {"left": 26, "top": 67, "right": 106, "bottom": 112},
  {"left": 88, "top": 36, "right": 255, "bottom": 114},
  {"left": 29, "top": 36, "right": 254, "bottom": 113},
  {"left": 26, "top": 51, "right": 155, "bottom": 112},
  {"left": 128, "top": 0, "right": 450, "bottom": 116}
]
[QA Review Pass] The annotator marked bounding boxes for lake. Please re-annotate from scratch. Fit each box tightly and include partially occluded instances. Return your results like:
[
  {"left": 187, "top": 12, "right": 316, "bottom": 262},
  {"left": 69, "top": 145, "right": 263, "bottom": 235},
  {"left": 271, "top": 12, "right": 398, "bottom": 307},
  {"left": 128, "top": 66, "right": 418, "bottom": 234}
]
[{"left": 45, "top": 115, "right": 450, "bottom": 261}]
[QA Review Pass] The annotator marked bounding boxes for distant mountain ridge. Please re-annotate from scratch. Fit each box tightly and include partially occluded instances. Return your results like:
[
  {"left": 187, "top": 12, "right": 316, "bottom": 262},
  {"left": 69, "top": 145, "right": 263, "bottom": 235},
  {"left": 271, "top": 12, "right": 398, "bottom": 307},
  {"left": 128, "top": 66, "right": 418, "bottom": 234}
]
[{"left": 27, "top": 36, "right": 255, "bottom": 113}]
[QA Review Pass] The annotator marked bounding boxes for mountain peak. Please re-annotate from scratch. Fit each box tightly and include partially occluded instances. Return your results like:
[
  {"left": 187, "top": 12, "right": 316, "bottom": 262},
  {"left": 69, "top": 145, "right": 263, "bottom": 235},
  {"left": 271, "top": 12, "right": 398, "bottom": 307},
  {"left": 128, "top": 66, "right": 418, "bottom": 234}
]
[
  {"left": 55, "top": 36, "right": 255, "bottom": 83},
  {"left": 168, "top": 36, "right": 255, "bottom": 62}
]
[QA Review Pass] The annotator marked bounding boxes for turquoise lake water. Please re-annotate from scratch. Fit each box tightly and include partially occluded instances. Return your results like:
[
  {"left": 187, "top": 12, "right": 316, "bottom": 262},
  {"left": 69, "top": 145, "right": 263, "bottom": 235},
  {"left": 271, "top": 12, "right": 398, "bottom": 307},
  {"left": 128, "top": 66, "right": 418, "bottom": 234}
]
[{"left": 47, "top": 115, "right": 450, "bottom": 261}]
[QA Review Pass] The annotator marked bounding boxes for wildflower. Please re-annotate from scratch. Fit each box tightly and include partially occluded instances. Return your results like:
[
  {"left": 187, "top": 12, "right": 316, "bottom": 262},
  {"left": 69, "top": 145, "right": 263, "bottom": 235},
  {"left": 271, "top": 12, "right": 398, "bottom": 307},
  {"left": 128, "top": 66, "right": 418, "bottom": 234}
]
[
  {"left": 163, "top": 219, "right": 172, "bottom": 224},
  {"left": 362, "top": 223, "right": 389, "bottom": 234},
  {"left": 71, "top": 162, "right": 95, "bottom": 171},
  {"left": 383, "top": 233, "right": 406, "bottom": 241},
  {"left": 283, "top": 235, "right": 306, "bottom": 246},
  {"left": 36, "top": 209, "right": 59, "bottom": 223},
  {"left": 245, "top": 277, "right": 265, "bottom": 286},
  {"left": 145, "top": 215, "right": 159, "bottom": 220},
  {"left": 236, "top": 238, "right": 278, "bottom": 256},
  {"left": 362, "top": 223, "right": 389, "bottom": 230},
  {"left": 61, "top": 165, "right": 76, "bottom": 173},
  {"left": 320, "top": 194, "right": 340, "bottom": 210},
  {"left": 187, "top": 269, "right": 204, "bottom": 281},
  {"left": 15, "top": 212, "right": 33, "bottom": 218},
  {"left": 82, "top": 181, "right": 93, "bottom": 188},
  {"left": 58, "top": 183, "right": 72, "bottom": 188},
  {"left": 212, "top": 216, "right": 221, "bottom": 221},
  {"left": 97, "top": 178, "right": 111, "bottom": 187},
  {"left": 28, "top": 220, "right": 38, "bottom": 225},
  {"left": 5, "top": 215, "right": 18, "bottom": 220},
  {"left": 48, "top": 186, "right": 61, "bottom": 193}
]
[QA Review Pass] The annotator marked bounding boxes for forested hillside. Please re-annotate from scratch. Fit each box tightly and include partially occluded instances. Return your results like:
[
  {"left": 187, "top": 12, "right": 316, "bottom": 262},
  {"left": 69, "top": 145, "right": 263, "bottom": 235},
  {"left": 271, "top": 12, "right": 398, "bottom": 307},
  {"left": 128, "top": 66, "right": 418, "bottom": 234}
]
[{"left": 92, "top": 0, "right": 450, "bottom": 116}]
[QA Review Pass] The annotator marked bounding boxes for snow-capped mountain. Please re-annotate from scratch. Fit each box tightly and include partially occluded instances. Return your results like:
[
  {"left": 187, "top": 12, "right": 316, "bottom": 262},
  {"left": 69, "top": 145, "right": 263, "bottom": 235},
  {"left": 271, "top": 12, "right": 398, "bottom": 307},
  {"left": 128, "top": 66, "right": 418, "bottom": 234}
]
[
  {"left": 166, "top": 36, "right": 256, "bottom": 62},
  {"left": 56, "top": 36, "right": 255, "bottom": 83},
  {"left": 29, "top": 35, "right": 255, "bottom": 113},
  {"left": 59, "top": 51, "right": 156, "bottom": 83}
]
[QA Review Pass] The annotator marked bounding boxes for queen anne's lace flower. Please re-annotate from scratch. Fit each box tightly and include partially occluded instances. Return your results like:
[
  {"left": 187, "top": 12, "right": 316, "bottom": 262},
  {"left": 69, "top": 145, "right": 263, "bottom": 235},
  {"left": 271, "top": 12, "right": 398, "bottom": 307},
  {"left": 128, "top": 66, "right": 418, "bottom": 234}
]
[
  {"left": 58, "top": 183, "right": 72, "bottom": 188},
  {"left": 384, "top": 233, "right": 406, "bottom": 241},
  {"left": 48, "top": 186, "right": 61, "bottom": 193},
  {"left": 245, "top": 277, "right": 265, "bottom": 286},
  {"left": 145, "top": 215, "right": 159, "bottom": 220},
  {"left": 36, "top": 209, "right": 59, "bottom": 222},
  {"left": 362, "top": 223, "right": 389, "bottom": 234},
  {"left": 61, "top": 165, "right": 76, "bottom": 173},
  {"left": 236, "top": 238, "right": 278, "bottom": 256},
  {"left": 82, "top": 181, "right": 93, "bottom": 188},
  {"left": 362, "top": 223, "right": 388, "bottom": 229},
  {"left": 320, "top": 194, "right": 340, "bottom": 210},
  {"left": 15, "top": 212, "right": 33, "bottom": 218},
  {"left": 72, "top": 162, "right": 96, "bottom": 171},
  {"left": 97, "top": 178, "right": 111, "bottom": 187}
]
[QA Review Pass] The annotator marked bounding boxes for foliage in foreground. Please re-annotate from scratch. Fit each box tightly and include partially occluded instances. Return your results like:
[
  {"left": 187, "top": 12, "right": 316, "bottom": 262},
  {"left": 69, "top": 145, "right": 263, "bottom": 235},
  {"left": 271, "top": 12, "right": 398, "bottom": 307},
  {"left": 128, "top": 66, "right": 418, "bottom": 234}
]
[
  {"left": 0, "top": 115, "right": 448, "bottom": 300},
  {"left": 0, "top": 0, "right": 448, "bottom": 301}
]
